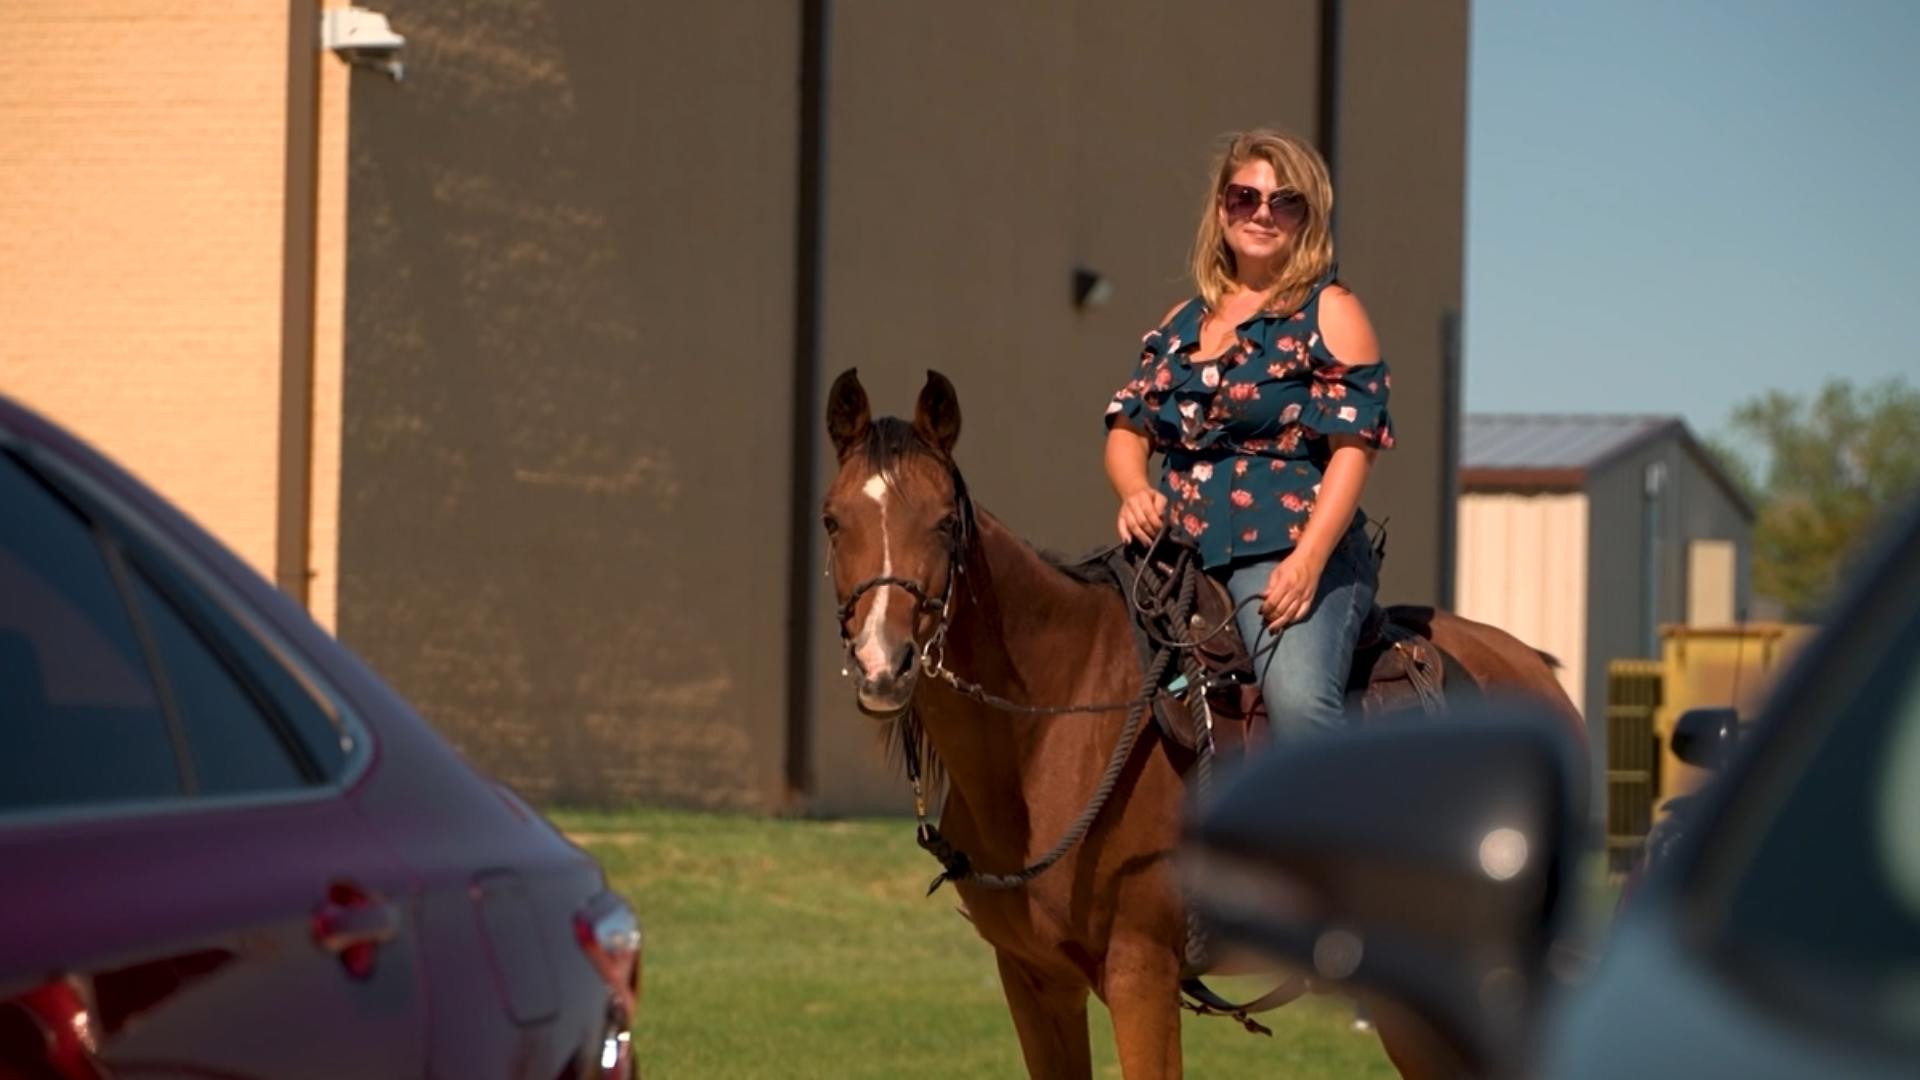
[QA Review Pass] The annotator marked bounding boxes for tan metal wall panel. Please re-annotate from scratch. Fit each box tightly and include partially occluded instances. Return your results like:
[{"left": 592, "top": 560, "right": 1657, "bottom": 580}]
[
  {"left": 806, "top": 0, "right": 1322, "bottom": 815},
  {"left": 0, "top": 1, "right": 292, "bottom": 578},
  {"left": 1686, "top": 539, "right": 1737, "bottom": 627},
  {"left": 1455, "top": 492, "right": 1589, "bottom": 715},
  {"left": 337, "top": 3, "right": 798, "bottom": 810},
  {"left": 1336, "top": 0, "right": 1468, "bottom": 606}
]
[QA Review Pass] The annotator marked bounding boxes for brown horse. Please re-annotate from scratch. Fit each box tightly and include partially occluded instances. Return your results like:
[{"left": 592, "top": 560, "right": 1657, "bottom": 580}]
[{"left": 821, "top": 368, "right": 1582, "bottom": 1079}]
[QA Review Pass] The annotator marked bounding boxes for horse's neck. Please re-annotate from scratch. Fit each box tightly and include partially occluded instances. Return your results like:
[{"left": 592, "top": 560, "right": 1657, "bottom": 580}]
[
  {"left": 947, "top": 510, "right": 1115, "bottom": 702},
  {"left": 918, "top": 510, "right": 1127, "bottom": 835}
]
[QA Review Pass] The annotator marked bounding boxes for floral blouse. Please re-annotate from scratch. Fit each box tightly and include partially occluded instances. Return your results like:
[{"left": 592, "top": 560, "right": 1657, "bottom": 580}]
[{"left": 1103, "top": 271, "right": 1395, "bottom": 570}]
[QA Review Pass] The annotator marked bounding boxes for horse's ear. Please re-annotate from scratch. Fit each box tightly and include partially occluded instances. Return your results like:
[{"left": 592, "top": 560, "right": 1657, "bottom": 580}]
[
  {"left": 913, "top": 370, "right": 962, "bottom": 457},
  {"left": 826, "top": 368, "right": 870, "bottom": 457}
]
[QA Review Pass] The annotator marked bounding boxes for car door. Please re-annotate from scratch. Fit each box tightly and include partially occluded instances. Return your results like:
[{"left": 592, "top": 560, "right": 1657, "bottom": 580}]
[{"left": 0, "top": 443, "right": 425, "bottom": 1079}]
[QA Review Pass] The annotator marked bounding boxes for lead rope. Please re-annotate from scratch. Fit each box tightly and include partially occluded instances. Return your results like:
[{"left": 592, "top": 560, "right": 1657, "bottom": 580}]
[
  {"left": 1171, "top": 653, "right": 1283, "bottom": 1037},
  {"left": 909, "top": 562, "right": 1196, "bottom": 896}
]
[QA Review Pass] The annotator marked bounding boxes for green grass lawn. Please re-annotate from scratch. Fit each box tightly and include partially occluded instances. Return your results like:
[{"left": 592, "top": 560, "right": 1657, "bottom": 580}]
[{"left": 553, "top": 807, "right": 1397, "bottom": 1079}]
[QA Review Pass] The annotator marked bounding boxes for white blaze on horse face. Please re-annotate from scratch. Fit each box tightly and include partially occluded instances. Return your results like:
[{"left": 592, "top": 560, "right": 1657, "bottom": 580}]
[{"left": 854, "top": 474, "right": 896, "bottom": 679}]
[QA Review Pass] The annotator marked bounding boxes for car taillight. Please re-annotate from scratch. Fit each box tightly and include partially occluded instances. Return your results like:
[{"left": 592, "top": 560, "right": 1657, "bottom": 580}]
[
  {"left": 574, "top": 892, "right": 641, "bottom": 1079},
  {"left": 0, "top": 977, "right": 104, "bottom": 1080},
  {"left": 575, "top": 900, "right": 643, "bottom": 962}
]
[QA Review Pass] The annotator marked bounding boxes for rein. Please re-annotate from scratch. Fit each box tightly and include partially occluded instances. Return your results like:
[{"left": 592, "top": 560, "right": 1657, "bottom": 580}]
[{"left": 904, "top": 550, "right": 1196, "bottom": 896}]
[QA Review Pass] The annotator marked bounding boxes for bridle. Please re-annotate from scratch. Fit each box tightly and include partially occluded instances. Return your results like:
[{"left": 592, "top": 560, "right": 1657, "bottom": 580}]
[{"left": 831, "top": 464, "right": 975, "bottom": 685}]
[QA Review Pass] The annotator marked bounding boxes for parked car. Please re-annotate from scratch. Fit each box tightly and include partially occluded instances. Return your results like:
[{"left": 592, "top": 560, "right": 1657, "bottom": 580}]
[
  {"left": 1183, "top": 494, "right": 1920, "bottom": 1079},
  {"left": 0, "top": 394, "right": 640, "bottom": 1079}
]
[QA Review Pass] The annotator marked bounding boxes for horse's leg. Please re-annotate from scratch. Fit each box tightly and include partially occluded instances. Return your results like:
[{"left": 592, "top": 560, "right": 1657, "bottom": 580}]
[
  {"left": 996, "top": 952, "right": 1092, "bottom": 1080},
  {"left": 1099, "top": 945, "right": 1182, "bottom": 1079},
  {"left": 1371, "top": 997, "right": 1469, "bottom": 1080}
]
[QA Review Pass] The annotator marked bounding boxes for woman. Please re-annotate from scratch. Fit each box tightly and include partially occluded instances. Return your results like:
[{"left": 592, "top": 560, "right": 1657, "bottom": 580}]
[{"left": 1103, "top": 128, "right": 1395, "bottom": 740}]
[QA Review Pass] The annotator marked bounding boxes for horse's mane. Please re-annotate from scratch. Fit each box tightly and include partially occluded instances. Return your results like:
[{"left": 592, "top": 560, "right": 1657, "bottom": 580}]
[
  {"left": 853, "top": 417, "right": 933, "bottom": 491},
  {"left": 848, "top": 419, "right": 1126, "bottom": 789},
  {"left": 1040, "top": 548, "right": 1123, "bottom": 587}
]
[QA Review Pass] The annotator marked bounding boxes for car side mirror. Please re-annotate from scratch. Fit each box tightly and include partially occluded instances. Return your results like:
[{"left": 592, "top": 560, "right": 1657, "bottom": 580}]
[
  {"left": 1182, "top": 705, "right": 1588, "bottom": 1079},
  {"left": 1670, "top": 707, "right": 1740, "bottom": 771}
]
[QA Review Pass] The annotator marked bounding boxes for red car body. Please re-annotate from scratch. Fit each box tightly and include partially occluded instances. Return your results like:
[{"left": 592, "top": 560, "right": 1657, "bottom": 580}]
[{"left": 0, "top": 394, "right": 639, "bottom": 1079}]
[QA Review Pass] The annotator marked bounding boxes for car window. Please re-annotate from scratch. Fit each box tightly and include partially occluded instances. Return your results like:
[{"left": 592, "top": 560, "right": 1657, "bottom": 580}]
[
  {"left": 125, "top": 550, "right": 353, "bottom": 781},
  {"left": 128, "top": 570, "right": 309, "bottom": 795},
  {"left": 1715, "top": 606, "right": 1920, "bottom": 1048},
  {"left": 0, "top": 452, "right": 182, "bottom": 813}
]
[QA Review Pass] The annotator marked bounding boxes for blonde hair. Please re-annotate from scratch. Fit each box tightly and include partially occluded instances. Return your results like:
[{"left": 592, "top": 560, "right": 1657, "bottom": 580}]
[{"left": 1188, "top": 129, "right": 1336, "bottom": 315}]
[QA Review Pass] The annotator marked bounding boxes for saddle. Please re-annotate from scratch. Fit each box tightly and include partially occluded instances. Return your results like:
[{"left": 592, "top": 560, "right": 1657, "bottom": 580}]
[
  {"left": 1095, "top": 543, "right": 1461, "bottom": 770},
  {"left": 1082, "top": 540, "right": 1471, "bottom": 1005}
]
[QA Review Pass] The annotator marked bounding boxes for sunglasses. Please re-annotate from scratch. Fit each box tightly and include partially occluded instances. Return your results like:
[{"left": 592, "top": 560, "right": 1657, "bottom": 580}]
[{"left": 1221, "top": 184, "right": 1308, "bottom": 226}]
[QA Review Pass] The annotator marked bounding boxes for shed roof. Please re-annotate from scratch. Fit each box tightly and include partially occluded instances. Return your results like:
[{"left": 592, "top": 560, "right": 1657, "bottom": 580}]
[
  {"left": 1461, "top": 414, "right": 1755, "bottom": 521},
  {"left": 1463, "top": 414, "right": 1673, "bottom": 471}
]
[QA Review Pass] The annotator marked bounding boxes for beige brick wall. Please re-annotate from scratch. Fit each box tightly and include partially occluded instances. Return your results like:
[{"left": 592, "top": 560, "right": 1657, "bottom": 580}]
[{"left": 0, "top": 2, "right": 293, "bottom": 580}]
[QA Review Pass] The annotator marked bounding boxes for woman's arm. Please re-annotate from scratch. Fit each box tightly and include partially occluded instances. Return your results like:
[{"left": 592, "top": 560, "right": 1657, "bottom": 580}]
[
  {"left": 1103, "top": 299, "right": 1188, "bottom": 546},
  {"left": 1291, "top": 285, "right": 1381, "bottom": 564},
  {"left": 1291, "top": 436, "right": 1375, "bottom": 567},
  {"left": 1261, "top": 286, "right": 1384, "bottom": 626},
  {"left": 1105, "top": 423, "right": 1152, "bottom": 499},
  {"left": 1106, "top": 423, "right": 1166, "bottom": 545}
]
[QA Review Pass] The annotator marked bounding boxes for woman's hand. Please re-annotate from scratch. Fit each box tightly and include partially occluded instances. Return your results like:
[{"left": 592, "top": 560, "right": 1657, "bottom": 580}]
[
  {"left": 1116, "top": 488, "right": 1169, "bottom": 547},
  {"left": 1262, "top": 550, "right": 1326, "bottom": 630}
]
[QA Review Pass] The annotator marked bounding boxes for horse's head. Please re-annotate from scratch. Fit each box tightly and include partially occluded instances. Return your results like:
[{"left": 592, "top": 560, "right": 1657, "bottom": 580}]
[{"left": 823, "top": 368, "right": 969, "bottom": 717}]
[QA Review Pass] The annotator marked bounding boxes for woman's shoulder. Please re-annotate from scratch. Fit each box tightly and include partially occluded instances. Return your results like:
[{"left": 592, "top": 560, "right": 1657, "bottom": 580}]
[
  {"left": 1313, "top": 284, "right": 1380, "bottom": 365},
  {"left": 1315, "top": 280, "right": 1363, "bottom": 313},
  {"left": 1155, "top": 296, "right": 1200, "bottom": 330},
  {"left": 1140, "top": 296, "right": 1203, "bottom": 351}
]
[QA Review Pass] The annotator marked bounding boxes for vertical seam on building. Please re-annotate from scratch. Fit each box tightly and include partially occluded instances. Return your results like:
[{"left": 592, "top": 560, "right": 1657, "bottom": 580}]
[
  {"left": 278, "top": 1, "right": 322, "bottom": 606},
  {"left": 785, "top": 0, "right": 831, "bottom": 803}
]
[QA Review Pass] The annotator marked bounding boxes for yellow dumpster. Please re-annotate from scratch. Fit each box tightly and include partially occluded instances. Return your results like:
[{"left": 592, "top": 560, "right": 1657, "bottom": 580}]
[
  {"left": 1653, "top": 623, "right": 1814, "bottom": 810},
  {"left": 1603, "top": 622, "right": 1815, "bottom": 878}
]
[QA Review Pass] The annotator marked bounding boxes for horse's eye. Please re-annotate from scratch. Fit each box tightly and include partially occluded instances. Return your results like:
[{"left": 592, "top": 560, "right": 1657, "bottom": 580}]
[
  {"left": 822, "top": 514, "right": 840, "bottom": 536},
  {"left": 936, "top": 514, "right": 960, "bottom": 539}
]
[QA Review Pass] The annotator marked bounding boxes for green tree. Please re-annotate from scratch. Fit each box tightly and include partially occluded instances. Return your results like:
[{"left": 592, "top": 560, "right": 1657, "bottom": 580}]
[{"left": 1710, "top": 377, "right": 1920, "bottom": 619}]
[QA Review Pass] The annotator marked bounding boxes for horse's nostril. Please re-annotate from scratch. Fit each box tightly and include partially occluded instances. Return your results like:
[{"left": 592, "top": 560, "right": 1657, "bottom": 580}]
[{"left": 891, "top": 642, "right": 918, "bottom": 679}]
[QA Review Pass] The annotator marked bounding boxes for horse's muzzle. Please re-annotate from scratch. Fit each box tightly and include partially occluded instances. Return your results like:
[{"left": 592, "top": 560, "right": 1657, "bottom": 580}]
[
  {"left": 855, "top": 670, "right": 916, "bottom": 718},
  {"left": 851, "top": 637, "right": 918, "bottom": 717}
]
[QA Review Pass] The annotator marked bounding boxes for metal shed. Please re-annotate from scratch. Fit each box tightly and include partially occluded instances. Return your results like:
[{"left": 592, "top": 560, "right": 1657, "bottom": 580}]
[{"left": 1455, "top": 415, "right": 1756, "bottom": 822}]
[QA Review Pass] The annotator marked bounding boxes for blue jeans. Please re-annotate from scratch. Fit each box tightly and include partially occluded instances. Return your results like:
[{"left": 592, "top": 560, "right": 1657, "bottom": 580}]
[{"left": 1220, "top": 524, "right": 1378, "bottom": 742}]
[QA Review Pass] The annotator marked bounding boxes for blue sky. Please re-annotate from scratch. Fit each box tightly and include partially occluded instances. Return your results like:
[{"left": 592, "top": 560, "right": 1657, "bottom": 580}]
[{"left": 1465, "top": 0, "right": 1920, "bottom": 438}]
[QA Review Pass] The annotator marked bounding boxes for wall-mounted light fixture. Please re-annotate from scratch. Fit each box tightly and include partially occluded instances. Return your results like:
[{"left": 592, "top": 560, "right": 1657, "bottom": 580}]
[
  {"left": 1072, "top": 267, "right": 1113, "bottom": 311},
  {"left": 320, "top": 7, "right": 407, "bottom": 82}
]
